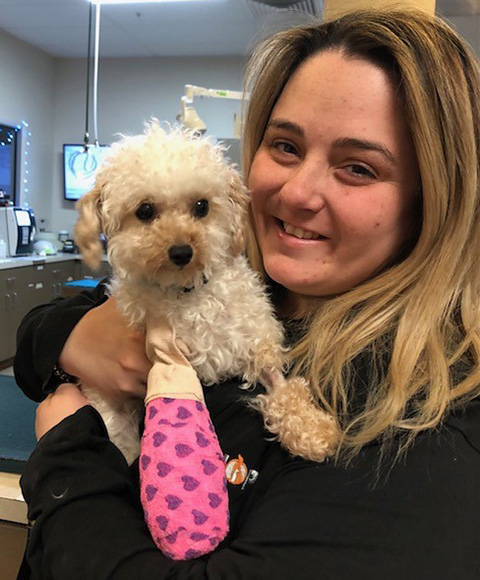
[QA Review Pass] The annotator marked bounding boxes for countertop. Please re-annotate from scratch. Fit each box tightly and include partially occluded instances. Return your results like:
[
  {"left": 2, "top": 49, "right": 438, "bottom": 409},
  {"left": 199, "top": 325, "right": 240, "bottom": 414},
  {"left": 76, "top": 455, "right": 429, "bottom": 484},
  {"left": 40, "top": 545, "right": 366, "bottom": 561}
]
[
  {"left": 0, "top": 253, "right": 79, "bottom": 271},
  {"left": 0, "top": 472, "right": 27, "bottom": 525},
  {"left": 0, "top": 253, "right": 109, "bottom": 271}
]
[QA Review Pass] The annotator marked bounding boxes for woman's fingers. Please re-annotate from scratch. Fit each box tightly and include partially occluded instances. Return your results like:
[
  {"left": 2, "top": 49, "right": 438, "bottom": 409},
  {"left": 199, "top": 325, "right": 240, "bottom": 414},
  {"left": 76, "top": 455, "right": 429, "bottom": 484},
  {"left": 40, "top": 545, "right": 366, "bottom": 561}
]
[{"left": 59, "top": 297, "right": 151, "bottom": 399}]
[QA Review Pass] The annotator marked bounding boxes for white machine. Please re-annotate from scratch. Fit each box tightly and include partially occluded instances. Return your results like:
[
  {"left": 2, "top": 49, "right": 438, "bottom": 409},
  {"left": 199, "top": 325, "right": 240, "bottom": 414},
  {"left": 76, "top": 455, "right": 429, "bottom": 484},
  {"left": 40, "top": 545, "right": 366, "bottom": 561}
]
[{"left": 0, "top": 206, "right": 36, "bottom": 256}]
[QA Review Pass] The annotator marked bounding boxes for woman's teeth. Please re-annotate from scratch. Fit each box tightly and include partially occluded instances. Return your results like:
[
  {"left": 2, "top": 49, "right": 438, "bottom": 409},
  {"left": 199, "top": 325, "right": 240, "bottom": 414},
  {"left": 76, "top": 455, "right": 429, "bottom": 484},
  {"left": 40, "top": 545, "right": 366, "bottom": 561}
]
[{"left": 282, "top": 222, "right": 321, "bottom": 240}]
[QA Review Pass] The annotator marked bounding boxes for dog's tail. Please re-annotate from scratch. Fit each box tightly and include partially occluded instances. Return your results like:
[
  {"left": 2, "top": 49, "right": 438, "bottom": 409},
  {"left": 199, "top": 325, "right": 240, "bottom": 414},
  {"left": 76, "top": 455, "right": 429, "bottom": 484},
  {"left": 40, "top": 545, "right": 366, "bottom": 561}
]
[{"left": 75, "top": 183, "right": 104, "bottom": 271}]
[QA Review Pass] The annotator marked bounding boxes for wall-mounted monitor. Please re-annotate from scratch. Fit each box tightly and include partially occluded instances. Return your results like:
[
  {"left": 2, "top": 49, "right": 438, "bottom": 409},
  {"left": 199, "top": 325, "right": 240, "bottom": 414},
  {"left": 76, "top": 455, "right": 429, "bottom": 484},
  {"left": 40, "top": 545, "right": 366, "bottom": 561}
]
[
  {"left": 0, "top": 123, "right": 20, "bottom": 203},
  {"left": 63, "top": 143, "right": 110, "bottom": 202}
]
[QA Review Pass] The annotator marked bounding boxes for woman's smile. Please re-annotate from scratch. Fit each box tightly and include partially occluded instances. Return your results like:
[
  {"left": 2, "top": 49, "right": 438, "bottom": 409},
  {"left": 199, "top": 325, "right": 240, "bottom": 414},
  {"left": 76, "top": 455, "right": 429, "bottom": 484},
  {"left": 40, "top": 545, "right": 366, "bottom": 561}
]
[{"left": 276, "top": 218, "right": 328, "bottom": 242}]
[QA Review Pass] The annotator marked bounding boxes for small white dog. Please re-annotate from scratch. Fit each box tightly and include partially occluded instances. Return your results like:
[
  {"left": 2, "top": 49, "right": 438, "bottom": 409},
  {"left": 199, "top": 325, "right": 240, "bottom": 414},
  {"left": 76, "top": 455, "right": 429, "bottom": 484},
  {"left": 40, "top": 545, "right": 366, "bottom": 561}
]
[
  {"left": 75, "top": 121, "right": 338, "bottom": 466},
  {"left": 74, "top": 121, "right": 289, "bottom": 464}
]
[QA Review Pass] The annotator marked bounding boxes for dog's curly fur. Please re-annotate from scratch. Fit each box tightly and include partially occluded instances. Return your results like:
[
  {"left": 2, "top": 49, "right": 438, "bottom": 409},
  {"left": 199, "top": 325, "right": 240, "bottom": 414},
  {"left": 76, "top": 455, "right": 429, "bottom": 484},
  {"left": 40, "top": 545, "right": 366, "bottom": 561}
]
[{"left": 75, "top": 120, "right": 338, "bottom": 465}]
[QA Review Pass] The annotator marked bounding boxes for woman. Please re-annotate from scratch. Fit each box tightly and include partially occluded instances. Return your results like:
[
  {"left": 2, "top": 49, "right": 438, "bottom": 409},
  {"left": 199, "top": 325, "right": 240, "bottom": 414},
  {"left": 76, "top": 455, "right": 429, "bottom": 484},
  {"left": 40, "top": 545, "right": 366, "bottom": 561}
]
[{"left": 15, "top": 9, "right": 480, "bottom": 579}]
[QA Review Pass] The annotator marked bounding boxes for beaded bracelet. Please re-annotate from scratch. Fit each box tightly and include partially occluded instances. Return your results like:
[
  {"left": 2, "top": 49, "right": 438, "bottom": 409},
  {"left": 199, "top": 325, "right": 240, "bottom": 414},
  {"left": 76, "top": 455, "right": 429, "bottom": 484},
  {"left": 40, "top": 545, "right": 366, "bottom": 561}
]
[{"left": 52, "top": 363, "right": 78, "bottom": 385}]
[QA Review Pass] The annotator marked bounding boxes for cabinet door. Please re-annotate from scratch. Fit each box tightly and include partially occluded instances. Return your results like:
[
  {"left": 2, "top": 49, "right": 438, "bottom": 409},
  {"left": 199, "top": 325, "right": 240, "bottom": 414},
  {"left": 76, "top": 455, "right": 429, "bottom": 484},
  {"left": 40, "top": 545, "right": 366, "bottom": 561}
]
[
  {"left": 49, "top": 261, "right": 76, "bottom": 299},
  {"left": 31, "top": 261, "right": 76, "bottom": 302},
  {"left": 8, "top": 267, "right": 37, "bottom": 348},
  {"left": 0, "top": 267, "right": 36, "bottom": 361},
  {"left": 31, "top": 262, "right": 53, "bottom": 305},
  {"left": 0, "top": 270, "right": 11, "bottom": 361}
]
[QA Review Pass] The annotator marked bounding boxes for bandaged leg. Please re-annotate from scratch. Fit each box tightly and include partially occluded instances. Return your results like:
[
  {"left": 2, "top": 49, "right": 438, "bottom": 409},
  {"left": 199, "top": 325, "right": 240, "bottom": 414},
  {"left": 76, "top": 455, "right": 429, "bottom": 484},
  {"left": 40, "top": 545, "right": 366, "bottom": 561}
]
[{"left": 140, "top": 322, "right": 229, "bottom": 559}]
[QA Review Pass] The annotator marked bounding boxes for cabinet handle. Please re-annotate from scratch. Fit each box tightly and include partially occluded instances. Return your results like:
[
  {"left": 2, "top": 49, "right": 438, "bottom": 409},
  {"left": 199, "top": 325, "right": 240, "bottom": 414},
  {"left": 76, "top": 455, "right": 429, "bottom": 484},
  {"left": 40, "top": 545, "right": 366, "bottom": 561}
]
[{"left": 12, "top": 292, "right": 17, "bottom": 306}]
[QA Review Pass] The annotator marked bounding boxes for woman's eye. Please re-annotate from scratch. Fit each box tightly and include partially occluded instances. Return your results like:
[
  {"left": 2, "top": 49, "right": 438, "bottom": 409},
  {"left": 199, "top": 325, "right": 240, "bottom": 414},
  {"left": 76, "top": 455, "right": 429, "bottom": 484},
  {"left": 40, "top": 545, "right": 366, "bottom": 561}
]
[
  {"left": 192, "top": 199, "right": 209, "bottom": 218},
  {"left": 347, "top": 164, "right": 377, "bottom": 179},
  {"left": 272, "top": 141, "right": 299, "bottom": 156},
  {"left": 135, "top": 203, "right": 156, "bottom": 221}
]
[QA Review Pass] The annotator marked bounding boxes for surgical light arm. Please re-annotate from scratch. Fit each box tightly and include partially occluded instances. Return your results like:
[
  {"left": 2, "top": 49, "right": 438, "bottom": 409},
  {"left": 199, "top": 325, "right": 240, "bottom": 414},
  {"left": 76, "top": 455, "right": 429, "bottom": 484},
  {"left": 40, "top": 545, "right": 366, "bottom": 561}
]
[{"left": 178, "top": 84, "right": 247, "bottom": 136}]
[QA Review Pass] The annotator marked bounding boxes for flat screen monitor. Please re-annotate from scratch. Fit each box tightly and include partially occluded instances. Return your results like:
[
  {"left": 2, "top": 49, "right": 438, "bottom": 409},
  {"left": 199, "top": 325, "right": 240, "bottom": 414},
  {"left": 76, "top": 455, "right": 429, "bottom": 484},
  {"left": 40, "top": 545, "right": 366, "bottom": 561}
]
[
  {"left": 63, "top": 144, "right": 109, "bottom": 201},
  {"left": 0, "top": 123, "right": 20, "bottom": 202}
]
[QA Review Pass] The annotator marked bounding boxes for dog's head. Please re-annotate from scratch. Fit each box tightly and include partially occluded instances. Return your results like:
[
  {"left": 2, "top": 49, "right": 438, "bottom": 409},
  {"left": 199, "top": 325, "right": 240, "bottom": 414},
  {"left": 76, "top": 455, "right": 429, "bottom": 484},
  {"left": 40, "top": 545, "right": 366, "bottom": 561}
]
[{"left": 75, "top": 121, "right": 248, "bottom": 290}]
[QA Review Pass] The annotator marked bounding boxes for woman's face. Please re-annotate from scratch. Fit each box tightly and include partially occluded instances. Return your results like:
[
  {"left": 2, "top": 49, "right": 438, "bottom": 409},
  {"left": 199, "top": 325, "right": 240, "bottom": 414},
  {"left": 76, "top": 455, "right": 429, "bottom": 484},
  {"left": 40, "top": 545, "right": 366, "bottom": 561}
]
[{"left": 248, "top": 50, "right": 420, "bottom": 308}]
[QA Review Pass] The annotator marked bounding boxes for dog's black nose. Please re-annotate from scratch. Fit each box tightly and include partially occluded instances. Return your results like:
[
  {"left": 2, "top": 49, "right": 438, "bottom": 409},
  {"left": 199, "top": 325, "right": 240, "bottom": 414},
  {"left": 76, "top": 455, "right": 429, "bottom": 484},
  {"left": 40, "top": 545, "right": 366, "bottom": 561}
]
[{"left": 168, "top": 245, "right": 193, "bottom": 266}]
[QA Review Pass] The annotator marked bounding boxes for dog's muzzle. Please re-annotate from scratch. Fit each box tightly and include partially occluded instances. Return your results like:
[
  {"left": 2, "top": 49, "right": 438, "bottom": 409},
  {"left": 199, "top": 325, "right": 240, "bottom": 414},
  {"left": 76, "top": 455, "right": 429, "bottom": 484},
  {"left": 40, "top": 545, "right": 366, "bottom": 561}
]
[{"left": 169, "top": 244, "right": 193, "bottom": 267}]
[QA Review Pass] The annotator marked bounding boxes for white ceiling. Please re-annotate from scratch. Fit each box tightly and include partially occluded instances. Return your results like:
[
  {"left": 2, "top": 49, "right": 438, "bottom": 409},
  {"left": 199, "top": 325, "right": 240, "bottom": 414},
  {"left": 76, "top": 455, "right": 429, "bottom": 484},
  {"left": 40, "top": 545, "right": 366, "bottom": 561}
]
[{"left": 0, "top": 0, "right": 478, "bottom": 58}]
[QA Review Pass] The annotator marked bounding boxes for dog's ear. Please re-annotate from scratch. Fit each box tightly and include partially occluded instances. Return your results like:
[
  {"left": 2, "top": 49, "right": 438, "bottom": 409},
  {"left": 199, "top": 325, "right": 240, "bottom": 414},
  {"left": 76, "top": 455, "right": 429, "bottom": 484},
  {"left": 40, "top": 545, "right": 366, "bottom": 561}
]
[
  {"left": 228, "top": 169, "right": 249, "bottom": 257},
  {"left": 75, "top": 182, "right": 104, "bottom": 271}
]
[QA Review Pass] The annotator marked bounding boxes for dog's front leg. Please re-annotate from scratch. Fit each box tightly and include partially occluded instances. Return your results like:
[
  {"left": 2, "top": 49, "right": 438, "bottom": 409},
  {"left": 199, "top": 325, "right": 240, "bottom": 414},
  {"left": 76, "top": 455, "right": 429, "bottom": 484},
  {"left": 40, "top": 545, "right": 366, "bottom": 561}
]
[{"left": 139, "top": 317, "right": 229, "bottom": 560}]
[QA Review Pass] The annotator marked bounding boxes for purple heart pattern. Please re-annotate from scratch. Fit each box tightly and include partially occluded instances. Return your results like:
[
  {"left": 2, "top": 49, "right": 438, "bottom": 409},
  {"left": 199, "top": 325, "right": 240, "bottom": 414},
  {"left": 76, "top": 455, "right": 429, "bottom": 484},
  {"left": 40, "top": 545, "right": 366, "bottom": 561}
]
[
  {"left": 157, "top": 462, "right": 174, "bottom": 478},
  {"left": 140, "top": 397, "right": 229, "bottom": 560},
  {"left": 141, "top": 455, "right": 151, "bottom": 471}
]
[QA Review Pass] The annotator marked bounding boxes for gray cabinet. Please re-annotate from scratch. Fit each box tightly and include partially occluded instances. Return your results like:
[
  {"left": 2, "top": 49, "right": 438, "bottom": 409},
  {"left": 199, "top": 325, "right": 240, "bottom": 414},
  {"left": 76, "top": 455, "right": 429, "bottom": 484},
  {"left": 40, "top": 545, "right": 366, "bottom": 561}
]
[
  {"left": 31, "top": 261, "right": 76, "bottom": 302},
  {"left": 0, "top": 267, "right": 36, "bottom": 362},
  {"left": 0, "top": 258, "right": 112, "bottom": 364},
  {"left": 0, "top": 260, "right": 77, "bottom": 363}
]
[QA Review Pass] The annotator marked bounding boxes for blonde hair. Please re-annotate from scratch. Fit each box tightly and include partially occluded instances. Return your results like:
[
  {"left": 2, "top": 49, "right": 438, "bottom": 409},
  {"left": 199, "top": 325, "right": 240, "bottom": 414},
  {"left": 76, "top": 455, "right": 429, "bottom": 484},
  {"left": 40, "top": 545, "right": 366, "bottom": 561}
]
[{"left": 243, "top": 10, "right": 480, "bottom": 460}]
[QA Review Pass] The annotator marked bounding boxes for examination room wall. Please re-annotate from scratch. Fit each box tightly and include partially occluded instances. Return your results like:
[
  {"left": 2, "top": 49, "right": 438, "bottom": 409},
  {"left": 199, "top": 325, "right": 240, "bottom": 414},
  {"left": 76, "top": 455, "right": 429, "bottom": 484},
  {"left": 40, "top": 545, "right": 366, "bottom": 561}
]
[
  {"left": 51, "top": 55, "right": 245, "bottom": 234},
  {"left": 0, "top": 27, "right": 56, "bottom": 227}
]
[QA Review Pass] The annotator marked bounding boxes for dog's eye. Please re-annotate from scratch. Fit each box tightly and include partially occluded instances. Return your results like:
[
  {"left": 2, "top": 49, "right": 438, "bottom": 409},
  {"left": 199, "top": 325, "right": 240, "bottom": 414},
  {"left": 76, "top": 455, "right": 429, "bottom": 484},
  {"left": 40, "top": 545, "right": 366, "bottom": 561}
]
[
  {"left": 135, "top": 203, "right": 156, "bottom": 221},
  {"left": 192, "top": 199, "right": 209, "bottom": 219}
]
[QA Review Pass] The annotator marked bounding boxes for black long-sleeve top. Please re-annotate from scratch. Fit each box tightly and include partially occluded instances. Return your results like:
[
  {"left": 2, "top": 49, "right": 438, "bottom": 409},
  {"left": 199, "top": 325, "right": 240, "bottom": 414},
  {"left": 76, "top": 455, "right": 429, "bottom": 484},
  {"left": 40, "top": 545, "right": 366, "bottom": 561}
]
[{"left": 14, "top": 287, "right": 480, "bottom": 579}]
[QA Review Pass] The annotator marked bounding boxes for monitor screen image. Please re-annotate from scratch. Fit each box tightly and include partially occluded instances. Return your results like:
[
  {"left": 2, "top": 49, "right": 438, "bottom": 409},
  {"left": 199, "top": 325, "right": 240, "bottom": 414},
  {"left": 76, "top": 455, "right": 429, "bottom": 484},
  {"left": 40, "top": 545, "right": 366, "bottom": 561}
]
[{"left": 63, "top": 144, "right": 109, "bottom": 201}]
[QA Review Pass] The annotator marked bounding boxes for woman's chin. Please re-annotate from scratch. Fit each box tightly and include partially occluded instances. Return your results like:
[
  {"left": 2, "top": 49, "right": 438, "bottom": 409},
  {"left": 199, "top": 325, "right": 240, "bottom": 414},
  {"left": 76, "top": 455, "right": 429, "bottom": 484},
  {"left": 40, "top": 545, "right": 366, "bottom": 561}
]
[{"left": 264, "top": 259, "right": 324, "bottom": 296}]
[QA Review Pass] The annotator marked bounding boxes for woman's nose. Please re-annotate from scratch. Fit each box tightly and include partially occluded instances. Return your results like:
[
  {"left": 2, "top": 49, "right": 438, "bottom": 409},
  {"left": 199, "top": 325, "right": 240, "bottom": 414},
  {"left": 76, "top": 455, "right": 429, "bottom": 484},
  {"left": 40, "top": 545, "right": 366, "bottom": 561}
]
[{"left": 278, "top": 161, "right": 327, "bottom": 213}]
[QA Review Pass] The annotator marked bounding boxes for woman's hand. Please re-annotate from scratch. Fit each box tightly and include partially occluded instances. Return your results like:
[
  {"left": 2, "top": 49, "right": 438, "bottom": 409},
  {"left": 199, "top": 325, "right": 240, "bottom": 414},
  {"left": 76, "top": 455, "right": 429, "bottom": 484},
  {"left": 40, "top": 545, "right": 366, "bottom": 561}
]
[
  {"left": 35, "top": 383, "right": 90, "bottom": 440},
  {"left": 59, "top": 297, "right": 151, "bottom": 400}
]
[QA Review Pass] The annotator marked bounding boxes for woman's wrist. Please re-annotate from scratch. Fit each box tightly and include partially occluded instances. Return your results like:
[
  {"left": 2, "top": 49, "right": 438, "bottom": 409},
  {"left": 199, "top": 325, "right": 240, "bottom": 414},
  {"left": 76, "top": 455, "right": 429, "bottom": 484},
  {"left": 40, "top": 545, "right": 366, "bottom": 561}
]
[{"left": 45, "top": 363, "right": 78, "bottom": 394}]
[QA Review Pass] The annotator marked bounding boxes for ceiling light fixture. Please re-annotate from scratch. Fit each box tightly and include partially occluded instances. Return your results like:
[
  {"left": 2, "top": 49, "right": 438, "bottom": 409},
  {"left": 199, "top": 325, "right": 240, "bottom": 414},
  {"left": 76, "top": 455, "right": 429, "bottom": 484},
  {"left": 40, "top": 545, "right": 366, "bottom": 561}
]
[{"left": 87, "top": 0, "right": 224, "bottom": 5}]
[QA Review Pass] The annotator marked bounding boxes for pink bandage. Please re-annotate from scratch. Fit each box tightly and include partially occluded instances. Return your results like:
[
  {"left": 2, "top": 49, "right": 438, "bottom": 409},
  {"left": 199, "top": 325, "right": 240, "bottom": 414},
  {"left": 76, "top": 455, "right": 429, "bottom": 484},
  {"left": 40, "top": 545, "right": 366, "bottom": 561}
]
[{"left": 140, "top": 397, "right": 229, "bottom": 560}]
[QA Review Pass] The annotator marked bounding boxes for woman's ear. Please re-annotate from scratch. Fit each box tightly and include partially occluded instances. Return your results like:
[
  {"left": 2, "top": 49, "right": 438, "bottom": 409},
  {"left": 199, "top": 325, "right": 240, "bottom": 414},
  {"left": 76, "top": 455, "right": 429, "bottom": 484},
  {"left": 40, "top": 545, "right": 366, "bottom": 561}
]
[
  {"left": 228, "top": 169, "right": 249, "bottom": 257},
  {"left": 75, "top": 182, "right": 104, "bottom": 270}
]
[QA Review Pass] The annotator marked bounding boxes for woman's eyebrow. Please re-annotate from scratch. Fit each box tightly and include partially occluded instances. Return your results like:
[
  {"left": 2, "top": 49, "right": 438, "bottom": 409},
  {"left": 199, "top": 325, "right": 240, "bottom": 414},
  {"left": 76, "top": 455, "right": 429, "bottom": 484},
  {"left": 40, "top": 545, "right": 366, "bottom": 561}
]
[
  {"left": 265, "top": 118, "right": 304, "bottom": 137},
  {"left": 265, "top": 120, "right": 396, "bottom": 165},
  {"left": 333, "top": 137, "right": 396, "bottom": 165}
]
